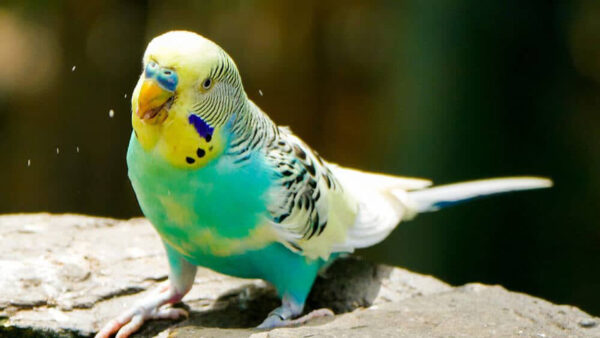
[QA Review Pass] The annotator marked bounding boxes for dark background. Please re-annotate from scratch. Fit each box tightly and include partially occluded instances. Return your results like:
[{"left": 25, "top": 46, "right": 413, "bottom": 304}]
[{"left": 1, "top": 1, "right": 598, "bottom": 315}]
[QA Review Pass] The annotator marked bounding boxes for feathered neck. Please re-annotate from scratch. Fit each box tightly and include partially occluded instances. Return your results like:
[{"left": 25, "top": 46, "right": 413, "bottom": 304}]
[{"left": 226, "top": 100, "right": 279, "bottom": 157}]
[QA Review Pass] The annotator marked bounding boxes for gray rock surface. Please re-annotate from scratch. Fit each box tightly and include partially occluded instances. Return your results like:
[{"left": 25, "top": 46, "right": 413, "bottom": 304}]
[{"left": 0, "top": 214, "right": 597, "bottom": 337}]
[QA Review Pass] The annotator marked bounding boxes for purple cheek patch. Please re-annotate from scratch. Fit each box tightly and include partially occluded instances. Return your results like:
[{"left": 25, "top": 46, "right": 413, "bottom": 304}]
[{"left": 188, "top": 114, "right": 214, "bottom": 141}]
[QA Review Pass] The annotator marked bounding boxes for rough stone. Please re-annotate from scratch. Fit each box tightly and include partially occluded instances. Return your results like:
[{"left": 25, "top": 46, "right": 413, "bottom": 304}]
[{"left": 0, "top": 214, "right": 597, "bottom": 337}]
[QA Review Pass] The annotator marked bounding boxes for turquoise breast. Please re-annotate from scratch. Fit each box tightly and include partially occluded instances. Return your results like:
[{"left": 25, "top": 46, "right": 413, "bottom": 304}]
[
  {"left": 127, "top": 133, "right": 273, "bottom": 275},
  {"left": 127, "top": 132, "right": 329, "bottom": 301}
]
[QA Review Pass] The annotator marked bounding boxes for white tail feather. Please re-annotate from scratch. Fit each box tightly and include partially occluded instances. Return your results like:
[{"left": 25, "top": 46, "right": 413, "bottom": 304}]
[
  {"left": 405, "top": 177, "right": 553, "bottom": 213},
  {"left": 336, "top": 172, "right": 552, "bottom": 252}
]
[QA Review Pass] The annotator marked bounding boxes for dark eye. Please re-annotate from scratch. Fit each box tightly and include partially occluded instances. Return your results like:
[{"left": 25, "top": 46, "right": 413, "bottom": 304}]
[{"left": 202, "top": 78, "right": 212, "bottom": 89}]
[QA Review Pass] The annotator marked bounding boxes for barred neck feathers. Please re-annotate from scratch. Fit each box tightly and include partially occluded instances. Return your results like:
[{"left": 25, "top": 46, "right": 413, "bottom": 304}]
[
  {"left": 192, "top": 50, "right": 244, "bottom": 128},
  {"left": 225, "top": 100, "right": 279, "bottom": 164}
]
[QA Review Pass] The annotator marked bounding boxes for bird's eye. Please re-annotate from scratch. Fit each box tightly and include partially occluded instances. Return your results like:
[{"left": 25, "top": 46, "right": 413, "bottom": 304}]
[
  {"left": 202, "top": 78, "right": 212, "bottom": 90},
  {"left": 163, "top": 69, "right": 172, "bottom": 75}
]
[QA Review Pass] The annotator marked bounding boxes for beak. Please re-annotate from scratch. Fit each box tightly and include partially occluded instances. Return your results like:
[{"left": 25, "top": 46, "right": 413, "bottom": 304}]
[{"left": 136, "top": 79, "right": 174, "bottom": 123}]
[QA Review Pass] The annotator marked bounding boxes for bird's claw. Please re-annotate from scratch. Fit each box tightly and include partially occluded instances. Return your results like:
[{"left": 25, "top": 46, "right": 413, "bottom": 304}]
[
  {"left": 95, "top": 304, "right": 188, "bottom": 338},
  {"left": 257, "top": 308, "right": 334, "bottom": 330}
]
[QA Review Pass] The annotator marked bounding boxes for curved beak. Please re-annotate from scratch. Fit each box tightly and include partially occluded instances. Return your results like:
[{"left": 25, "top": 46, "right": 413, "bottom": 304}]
[{"left": 136, "top": 79, "right": 174, "bottom": 123}]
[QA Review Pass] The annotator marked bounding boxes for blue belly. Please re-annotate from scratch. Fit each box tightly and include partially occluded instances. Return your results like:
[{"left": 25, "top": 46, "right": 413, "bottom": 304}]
[{"left": 182, "top": 241, "right": 327, "bottom": 298}]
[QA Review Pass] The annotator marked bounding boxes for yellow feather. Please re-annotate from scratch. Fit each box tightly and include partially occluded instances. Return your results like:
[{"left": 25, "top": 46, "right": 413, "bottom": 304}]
[{"left": 130, "top": 31, "right": 228, "bottom": 169}]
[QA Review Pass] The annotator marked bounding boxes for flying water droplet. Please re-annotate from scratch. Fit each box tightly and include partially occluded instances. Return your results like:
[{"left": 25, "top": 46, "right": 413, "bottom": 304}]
[
  {"left": 71, "top": 65, "right": 76, "bottom": 72},
  {"left": 76, "top": 146, "right": 80, "bottom": 153},
  {"left": 56, "top": 147, "right": 60, "bottom": 155},
  {"left": 27, "top": 159, "right": 31, "bottom": 167},
  {"left": 259, "top": 89, "right": 263, "bottom": 96},
  {"left": 109, "top": 109, "right": 115, "bottom": 118}
]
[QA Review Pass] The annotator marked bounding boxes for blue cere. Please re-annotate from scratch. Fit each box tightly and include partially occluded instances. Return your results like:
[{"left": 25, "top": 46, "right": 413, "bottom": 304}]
[
  {"left": 145, "top": 61, "right": 158, "bottom": 78},
  {"left": 145, "top": 61, "right": 178, "bottom": 92},
  {"left": 157, "top": 68, "right": 178, "bottom": 92}
]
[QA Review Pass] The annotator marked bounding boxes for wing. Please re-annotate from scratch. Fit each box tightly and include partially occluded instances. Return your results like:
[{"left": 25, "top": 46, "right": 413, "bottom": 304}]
[
  {"left": 263, "top": 127, "right": 358, "bottom": 260},
  {"left": 330, "top": 166, "right": 431, "bottom": 250}
]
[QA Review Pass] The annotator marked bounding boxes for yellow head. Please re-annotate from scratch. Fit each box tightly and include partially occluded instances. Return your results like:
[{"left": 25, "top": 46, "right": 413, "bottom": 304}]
[{"left": 131, "top": 30, "right": 246, "bottom": 168}]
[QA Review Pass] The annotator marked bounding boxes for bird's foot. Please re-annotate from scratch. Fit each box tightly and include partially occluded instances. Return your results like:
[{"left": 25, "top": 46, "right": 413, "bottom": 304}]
[
  {"left": 95, "top": 285, "right": 188, "bottom": 338},
  {"left": 257, "top": 308, "right": 334, "bottom": 329}
]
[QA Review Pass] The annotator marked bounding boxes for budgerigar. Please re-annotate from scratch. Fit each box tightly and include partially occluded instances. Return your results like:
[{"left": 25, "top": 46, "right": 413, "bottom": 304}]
[{"left": 96, "top": 31, "right": 552, "bottom": 337}]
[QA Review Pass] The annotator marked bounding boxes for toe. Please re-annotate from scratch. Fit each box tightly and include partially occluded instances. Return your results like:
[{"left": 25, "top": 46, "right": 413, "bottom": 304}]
[
  {"left": 95, "top": 318, "right": 125, "bottom": 338},
  {"left": 115, "top": 315, "right": 144, "bottom": 338},
  {"left": 153, "top": 306, "right": 189, "bottom": 320},
  {"left": 257, "top": 308, "right": 334, "bottom": 330},
  {"left": 307, "top": 308, "right": 334, "bottom": 318},
  {"left": 257, "top": 314, "right": 283, "bottom": 330}
]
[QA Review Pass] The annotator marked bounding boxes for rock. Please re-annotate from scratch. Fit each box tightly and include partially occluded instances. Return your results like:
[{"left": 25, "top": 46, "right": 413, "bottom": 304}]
[{"left": 0, "top": 214, "right": 597, "bottom": 337}]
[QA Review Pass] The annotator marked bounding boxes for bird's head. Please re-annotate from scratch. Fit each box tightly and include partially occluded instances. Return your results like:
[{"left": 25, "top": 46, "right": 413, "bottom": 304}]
[{"left": 131, "top": 30, "right": 245, "bottom": 168}]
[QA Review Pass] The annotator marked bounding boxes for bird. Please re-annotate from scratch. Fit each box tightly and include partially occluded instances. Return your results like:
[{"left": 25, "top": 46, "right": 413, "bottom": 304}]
[{"left": 96, "top": 30, "right": 552, "bottom": 338}]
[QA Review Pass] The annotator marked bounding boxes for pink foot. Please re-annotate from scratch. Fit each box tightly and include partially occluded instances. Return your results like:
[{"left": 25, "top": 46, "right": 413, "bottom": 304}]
[{"left": 95, "top": 286, "right": 188, "bottom": 338}]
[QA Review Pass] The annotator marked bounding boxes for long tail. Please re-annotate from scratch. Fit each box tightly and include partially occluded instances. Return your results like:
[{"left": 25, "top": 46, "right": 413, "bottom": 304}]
[{"left": 406, "top": 177, "right": 553, "bottom": 213}]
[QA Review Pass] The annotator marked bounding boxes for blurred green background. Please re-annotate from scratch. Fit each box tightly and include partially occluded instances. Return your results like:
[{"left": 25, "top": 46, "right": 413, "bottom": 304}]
[{"left": 1, "top": 0, "right": 598, "bottom": 315}]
